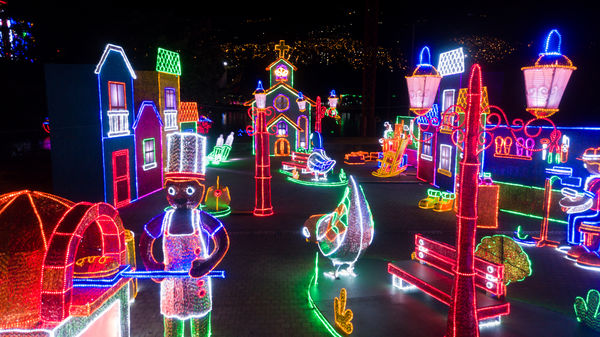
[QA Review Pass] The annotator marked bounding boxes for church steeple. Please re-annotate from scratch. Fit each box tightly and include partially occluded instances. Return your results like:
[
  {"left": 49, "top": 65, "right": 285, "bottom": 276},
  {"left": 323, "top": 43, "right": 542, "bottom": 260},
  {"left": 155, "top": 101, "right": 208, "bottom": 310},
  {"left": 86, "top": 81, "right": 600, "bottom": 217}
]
[
  {"left": 266, "top": 40, "right": 297, "bottom": 87},
  {"left": 274, "top": 40, "right": 290, "bottom": 59}
]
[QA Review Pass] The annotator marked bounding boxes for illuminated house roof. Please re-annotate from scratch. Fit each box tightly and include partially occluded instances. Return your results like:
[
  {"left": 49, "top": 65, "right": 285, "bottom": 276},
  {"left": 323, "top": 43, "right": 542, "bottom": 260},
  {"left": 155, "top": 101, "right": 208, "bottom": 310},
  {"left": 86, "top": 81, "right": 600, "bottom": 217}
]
[
  {"left": 266, "top": 57, "right": 298, "bottom": 71},
  {"left": 156, "top": 47, "right": 181, "bottom": 76},
  {"left": 243, "top": 82, "right": 316, "bottom": 107},
  {"left": 266, "top": 113, "right": 303, "bottom": 131},
  {"left": 94, "top": 44, "right": 137, "bottom": 79},
  {"left": 179, "top": 101, "right": 199, "bottom": 123},
  {"left": 133, "top": 101, "right": 163, "bottom": 129}
]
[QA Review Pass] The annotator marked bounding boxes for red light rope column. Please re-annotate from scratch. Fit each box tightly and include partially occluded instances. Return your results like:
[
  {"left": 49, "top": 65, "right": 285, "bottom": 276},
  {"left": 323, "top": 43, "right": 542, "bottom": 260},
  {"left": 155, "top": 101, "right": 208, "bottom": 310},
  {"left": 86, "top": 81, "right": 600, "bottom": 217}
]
[
  {"left": 445, "top": 64, "right": 482, "bottom": 337},
  {"left": 315, "top": 96, "right": 324, "bottom": 134},
  {"left": 253, "top": 106, "right": 274, "bottom": 216}
]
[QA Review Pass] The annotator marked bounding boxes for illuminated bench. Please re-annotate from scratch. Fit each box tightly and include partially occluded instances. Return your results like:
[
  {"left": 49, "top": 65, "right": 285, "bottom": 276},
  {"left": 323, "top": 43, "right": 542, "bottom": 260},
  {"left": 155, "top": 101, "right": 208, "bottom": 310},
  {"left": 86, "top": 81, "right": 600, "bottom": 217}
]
[
  {"left": 388, "top": 234, "right": 509, "bottom": 326},
  {"left": 282, "top": 151, "right": 311, "bottom": 173}
]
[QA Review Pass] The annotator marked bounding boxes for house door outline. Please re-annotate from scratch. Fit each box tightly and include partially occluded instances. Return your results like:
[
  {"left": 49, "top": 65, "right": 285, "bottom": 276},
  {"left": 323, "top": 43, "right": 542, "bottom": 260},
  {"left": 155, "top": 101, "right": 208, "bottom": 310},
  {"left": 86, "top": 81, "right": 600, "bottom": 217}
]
[
  {"left": 274, "top": 138, "right": 290, "bottom": 156},
  {"left": 112, "top": 149, "right": 131, "bottom": 207}
]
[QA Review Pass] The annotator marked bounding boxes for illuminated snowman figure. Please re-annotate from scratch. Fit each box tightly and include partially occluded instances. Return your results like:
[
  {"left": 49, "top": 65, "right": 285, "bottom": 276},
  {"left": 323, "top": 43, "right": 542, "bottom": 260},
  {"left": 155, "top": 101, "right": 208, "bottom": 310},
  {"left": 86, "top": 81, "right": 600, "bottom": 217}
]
[{"left": 140, "top": 132, "right": 229, "bottom": 337}]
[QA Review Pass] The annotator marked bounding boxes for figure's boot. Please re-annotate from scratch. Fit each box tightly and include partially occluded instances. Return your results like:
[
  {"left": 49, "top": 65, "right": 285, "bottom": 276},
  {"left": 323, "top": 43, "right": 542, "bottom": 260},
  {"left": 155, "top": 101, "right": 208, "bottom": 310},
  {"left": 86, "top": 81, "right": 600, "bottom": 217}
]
[
  {"left": 191, "top": 314, "right": 211, "bottom": 337},
  {"left": 433, "top": 192, "right": 456, "bottom": 212},
  {"left": 418, "top": 189, "right": 441, "bottom": 209},
  {"left": 577, "top": 251, "right": 600, "bottom": 267},
  {"left": 569, "top": 237, "right": 600, "bottom": 260},
  {"left": 164, "top": 317, "right": 184, "bottom": 337}
]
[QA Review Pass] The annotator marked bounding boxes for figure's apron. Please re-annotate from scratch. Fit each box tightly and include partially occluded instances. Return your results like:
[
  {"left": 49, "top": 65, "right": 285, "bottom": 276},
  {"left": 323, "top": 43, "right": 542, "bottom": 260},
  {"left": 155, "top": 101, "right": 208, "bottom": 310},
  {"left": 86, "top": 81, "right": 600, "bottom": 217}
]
[{"left": 161, "top": 209, "right": 212, "bottom": 318}]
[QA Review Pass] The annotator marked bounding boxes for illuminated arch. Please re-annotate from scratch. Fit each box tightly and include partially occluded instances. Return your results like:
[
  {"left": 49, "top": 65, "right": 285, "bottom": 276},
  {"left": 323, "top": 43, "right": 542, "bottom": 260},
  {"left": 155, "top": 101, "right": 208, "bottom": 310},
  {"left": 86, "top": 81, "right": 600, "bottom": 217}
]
[
  {"left": 40, "top": 202, "right": 127, "bottom": 323},
  {"left": 274, "top": 138, "right": 291, "bottom": 157}
]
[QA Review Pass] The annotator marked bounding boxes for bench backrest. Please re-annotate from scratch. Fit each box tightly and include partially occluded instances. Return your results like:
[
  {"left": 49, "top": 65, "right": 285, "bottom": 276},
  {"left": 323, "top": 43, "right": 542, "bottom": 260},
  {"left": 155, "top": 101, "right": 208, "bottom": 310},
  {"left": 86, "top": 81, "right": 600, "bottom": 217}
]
[
  {"left": 292, "top": 151, "right": 310, "bottom": 162},
  {"left": 414, "top": 234, "right": 506, "bottom": 297}
]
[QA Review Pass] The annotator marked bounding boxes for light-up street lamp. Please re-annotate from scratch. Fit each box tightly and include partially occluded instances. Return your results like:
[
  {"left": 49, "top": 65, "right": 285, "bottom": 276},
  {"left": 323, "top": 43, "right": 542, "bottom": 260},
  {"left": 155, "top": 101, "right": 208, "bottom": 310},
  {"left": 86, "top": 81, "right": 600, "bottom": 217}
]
[
  {"left": 404, "top": 29, "right": 575, "bottom": 337},
  {"left": 522, "top": 29, "right": 576, "bottom": 119},
  {"left": 296, "top": 92, "right": 307, "bottom": 112},
  {"left": 314, "top": 90, "right": 341, "bottom": 134},
  {"left": 250, "top": 80, "right": 273, "bottom": 216},
  {"left": 406, "top": 46, "right": 442, "bottom": 117}
]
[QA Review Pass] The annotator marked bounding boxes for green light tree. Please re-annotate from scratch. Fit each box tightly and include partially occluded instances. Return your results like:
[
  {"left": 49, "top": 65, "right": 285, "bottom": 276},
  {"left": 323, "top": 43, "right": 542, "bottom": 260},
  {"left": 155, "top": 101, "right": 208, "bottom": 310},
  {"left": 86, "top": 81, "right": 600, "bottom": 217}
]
[{"left": 475, "top": 235, "right": 532, "bottom": 285}]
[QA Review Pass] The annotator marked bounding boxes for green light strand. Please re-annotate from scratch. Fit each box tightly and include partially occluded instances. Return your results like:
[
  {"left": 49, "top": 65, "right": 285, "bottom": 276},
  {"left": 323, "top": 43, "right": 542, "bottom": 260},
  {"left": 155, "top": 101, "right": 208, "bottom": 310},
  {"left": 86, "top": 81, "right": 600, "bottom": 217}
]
[
  {"left": 307, "top": 274, "right": 343, "bottom": 337},
  {"left": 500, "top": 209, "right": 567, "bottom": 224},
  {"left": 495, "top": 180, "right": 562, "bottom": 193},
  {"left": 314, "top": 252, "right": 319, "bottom": 286},
  {"left": 279, "top": 169, "right": 348, "bottom": 187}
]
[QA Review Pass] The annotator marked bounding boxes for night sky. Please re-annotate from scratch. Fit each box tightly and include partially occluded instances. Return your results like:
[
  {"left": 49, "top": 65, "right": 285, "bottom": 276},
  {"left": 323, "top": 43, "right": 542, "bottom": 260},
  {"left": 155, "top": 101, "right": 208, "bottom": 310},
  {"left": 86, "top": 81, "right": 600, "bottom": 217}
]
[{"left": 3, "top": 0, "right": 600, "bottom": 131}]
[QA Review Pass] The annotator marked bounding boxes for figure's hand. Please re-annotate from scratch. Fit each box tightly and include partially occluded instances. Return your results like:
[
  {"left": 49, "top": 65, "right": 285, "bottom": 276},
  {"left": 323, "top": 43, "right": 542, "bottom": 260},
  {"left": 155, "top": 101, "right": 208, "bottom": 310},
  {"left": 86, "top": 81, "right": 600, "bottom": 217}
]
[
  {"left": 575, "top": 289, "right": 600, "bottom": 332},
  {"left": 559, "top": 194, "right": 593, "bottom": 214},
  {"left": 334, "top": 288, "right": 353, "bottom": 334},
  {"left": 189, "top": 259, "right": 212, "bottom": 278}
]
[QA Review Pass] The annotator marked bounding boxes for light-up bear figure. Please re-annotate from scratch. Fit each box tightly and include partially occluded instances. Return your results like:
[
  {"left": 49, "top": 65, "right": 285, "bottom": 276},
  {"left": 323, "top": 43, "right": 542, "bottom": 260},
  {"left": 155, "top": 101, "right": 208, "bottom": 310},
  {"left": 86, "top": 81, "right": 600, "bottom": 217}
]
[
  {"left": 140, "top": 132, "right": 229, "bottom": 337},
  {"left": 303, "top": 175, "right": 374, "bottom": 277}
]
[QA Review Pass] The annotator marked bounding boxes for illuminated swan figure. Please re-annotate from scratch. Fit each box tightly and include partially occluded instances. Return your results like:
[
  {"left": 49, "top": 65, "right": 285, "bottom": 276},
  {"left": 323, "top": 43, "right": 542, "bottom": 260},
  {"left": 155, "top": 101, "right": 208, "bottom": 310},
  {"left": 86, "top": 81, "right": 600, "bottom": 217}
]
[
  {"left": 307, "top": 131, "right": 336, "bottom": 180},
  {"left": 311, "top": 175, "right": 374, "bottom": 277}
]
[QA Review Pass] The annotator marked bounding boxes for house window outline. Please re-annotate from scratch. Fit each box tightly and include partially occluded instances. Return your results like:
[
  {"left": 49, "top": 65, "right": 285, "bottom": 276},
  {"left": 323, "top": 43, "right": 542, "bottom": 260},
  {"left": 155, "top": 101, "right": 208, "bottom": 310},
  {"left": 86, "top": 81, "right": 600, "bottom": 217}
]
[
  {"left": 438, "top": 144, "right": 452, "bottom": 177},
  {"left": 421, "top": 132, "right": 433, "bottom": 161},
  {"left": 107, "top": 81, "right": 130, "bottom": 137},
  {"left": 108, "top": 81, "right": 126, "bottom": 110},
  {"left": 273, "top": 94, "right": 290, "bottom": 112},
  {"left": 163, "top": 88, "right": 178, "bottom": 131},
  {"left": 441, "top": 89, "right": 455, "bottom": 133},
  {"left": 277, "top": 120, "right": 288, "bottom": 137},
  {"left": 142, "top": 138, "right": 157, "bottom": 170}
]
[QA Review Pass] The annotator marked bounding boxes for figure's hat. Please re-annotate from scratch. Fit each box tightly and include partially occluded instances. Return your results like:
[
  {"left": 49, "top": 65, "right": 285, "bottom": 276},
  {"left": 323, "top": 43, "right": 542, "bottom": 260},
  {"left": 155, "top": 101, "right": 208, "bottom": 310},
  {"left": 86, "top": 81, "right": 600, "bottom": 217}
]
[
  {"left": 165, "top": 132, "right": 207, "bottom": 180},
  {"left": 577, "top": 147, "right": 600, "bottom": 164}
]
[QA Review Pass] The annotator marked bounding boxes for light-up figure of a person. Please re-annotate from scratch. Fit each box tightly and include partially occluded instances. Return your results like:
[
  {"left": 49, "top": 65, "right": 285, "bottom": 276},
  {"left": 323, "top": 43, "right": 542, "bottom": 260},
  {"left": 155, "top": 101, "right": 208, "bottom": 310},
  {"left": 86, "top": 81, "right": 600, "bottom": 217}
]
[
  {"left": 140, "top": 132, "right": 229, "bottom": 337},
  {"left": 560, "top": 147, "right": 600, "bottom": 266}
]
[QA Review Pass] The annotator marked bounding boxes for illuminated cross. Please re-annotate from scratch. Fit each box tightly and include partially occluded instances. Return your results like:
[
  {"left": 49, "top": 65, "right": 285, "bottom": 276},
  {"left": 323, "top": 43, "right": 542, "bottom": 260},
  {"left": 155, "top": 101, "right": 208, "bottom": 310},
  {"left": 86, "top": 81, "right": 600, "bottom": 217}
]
[{"left": 274, "top": 40, "right": 290, "bottom": 59}]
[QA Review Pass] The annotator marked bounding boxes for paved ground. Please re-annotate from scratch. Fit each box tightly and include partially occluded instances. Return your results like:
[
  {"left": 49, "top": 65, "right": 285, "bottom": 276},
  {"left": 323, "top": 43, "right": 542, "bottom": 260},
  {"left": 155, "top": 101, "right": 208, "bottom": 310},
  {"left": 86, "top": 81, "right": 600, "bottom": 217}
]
[{"left": 2, "top": 138, "right": 599, "bottom": 336}]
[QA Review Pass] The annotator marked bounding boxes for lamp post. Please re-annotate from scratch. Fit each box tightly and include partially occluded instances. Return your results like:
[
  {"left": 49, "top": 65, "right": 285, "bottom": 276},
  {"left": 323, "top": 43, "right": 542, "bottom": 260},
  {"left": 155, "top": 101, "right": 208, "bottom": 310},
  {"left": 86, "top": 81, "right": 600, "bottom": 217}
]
[
  {"left": 405, "top": 30, "right": 575, "bottom": 337},
  {"left": 315, "top": 90, "right": 340, "bottom": 134},
  {"left": 251, "top": 81, "right": 274, "bottom": 216},
  {"left": 444, "top": 63, "right": 482, "bottom": 337}
]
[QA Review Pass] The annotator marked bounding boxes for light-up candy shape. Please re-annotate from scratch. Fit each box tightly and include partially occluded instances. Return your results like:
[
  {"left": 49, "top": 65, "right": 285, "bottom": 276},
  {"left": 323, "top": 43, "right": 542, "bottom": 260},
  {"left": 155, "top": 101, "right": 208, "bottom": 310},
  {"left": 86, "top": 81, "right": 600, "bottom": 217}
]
[
  {"left": 406, "top": 46, "right": 442, "bottom": 116},
  {"left": 313, "top": 175, "right": 374, "bottom": 277},
  {"left": 521, "top": 29, "right": 576, "bottom": 119},
  {"left": 307, "top": 131, "right": 336, "bottom": 180}
]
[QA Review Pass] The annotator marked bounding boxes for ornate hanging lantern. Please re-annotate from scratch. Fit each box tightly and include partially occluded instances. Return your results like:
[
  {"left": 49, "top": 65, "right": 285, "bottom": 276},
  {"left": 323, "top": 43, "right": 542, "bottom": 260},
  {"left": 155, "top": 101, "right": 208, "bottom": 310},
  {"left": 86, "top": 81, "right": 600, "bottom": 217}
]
[
  {"left": 328, "top": 90, "right": 339, "bottom": 109},
  {"left": 296, "top": 92, "right": 307, "bottom": 112},
  {"left": 521, "top": 29, "right": 576, "bottom": 119},
  {"left": 406, "top": 46, "right": 442, "bottom": 116},
  {"left": 253, "top": 80, "right": 267, "bottom": 109}
]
